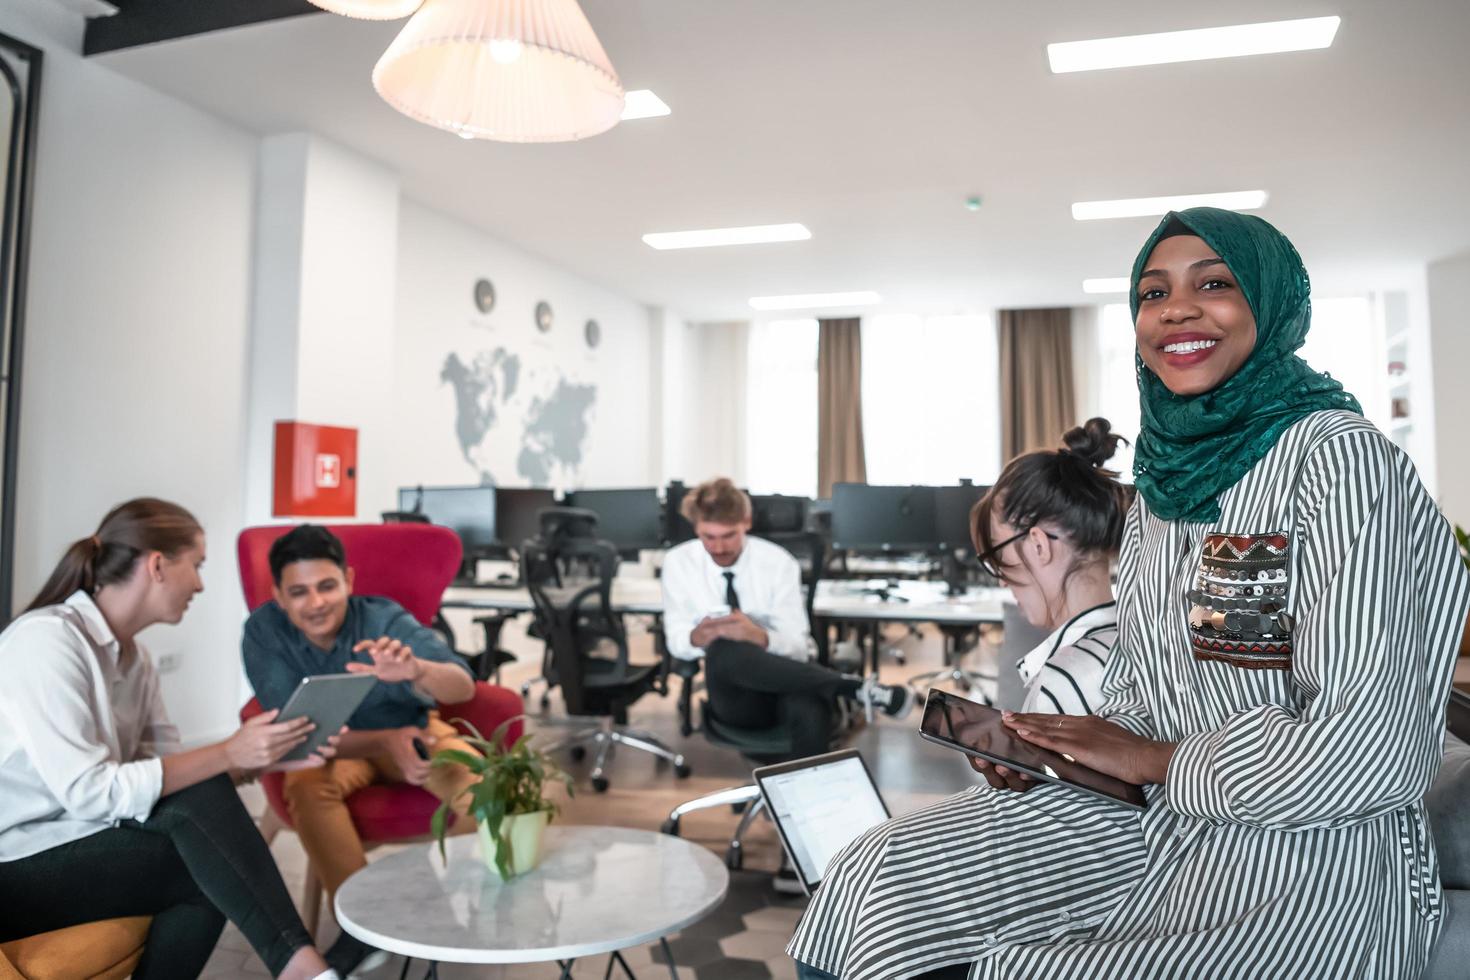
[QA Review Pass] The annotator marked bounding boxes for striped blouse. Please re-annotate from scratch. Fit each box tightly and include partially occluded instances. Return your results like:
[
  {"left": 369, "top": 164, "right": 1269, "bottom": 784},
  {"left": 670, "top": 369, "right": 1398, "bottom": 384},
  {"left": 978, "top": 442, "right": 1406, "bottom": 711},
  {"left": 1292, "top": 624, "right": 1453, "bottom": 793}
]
[
  {"left": 788, "top": 411, "right": 1469, "bottom": 979},
  {"left": 1016, "top": 601, "right": 1116, "bottom": 716}
]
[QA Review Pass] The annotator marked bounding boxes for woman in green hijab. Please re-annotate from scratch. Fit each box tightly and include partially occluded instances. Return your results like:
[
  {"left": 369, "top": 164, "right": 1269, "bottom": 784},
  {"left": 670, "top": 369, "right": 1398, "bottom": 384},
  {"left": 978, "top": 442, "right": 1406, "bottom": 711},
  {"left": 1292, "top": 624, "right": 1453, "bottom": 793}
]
[{"left": 788, "top": 208, "right": 1469, "bottom": 979}]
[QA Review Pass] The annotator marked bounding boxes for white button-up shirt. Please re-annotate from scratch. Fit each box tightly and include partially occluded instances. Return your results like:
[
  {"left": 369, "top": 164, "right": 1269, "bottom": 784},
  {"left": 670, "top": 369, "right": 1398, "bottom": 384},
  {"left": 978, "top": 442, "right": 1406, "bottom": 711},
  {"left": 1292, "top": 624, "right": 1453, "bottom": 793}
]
[
  {"left": 661, "top": 536, "right": 813, "bottom": 661},
  {"left": 0, "top": 591, "right": 179, "bottom": 861},
  {"left": 1015, "top": 600, "right": 1118, "bottom": 716}
]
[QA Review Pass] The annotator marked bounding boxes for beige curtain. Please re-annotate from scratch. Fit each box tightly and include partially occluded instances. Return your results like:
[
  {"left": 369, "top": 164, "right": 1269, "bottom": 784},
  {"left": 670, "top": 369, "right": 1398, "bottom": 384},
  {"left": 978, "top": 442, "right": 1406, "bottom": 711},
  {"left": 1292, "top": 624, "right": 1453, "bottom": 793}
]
[
  {"left": 818, "top": 317, "right": 867, "bottom": 497},
  {"left": 998, "top": 308, "right": 1076, "bottom": 461}
]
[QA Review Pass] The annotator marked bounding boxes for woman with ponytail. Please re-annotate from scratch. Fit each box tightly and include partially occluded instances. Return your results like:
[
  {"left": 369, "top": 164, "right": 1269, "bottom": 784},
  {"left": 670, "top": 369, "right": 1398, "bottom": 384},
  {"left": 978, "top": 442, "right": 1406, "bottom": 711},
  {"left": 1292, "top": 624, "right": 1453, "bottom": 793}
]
[
  {"left": 0, "top": 499, "right": 345, "bottom": 980},
  {"left": 785, "top": 422, "right": 1134, "bottom": 980}
]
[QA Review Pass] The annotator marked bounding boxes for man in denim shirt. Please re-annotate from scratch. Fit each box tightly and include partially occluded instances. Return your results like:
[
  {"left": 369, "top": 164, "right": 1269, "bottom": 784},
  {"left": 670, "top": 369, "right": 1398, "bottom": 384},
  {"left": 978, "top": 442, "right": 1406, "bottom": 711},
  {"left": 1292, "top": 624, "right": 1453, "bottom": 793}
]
[{"left": 242, "top": 524, "right": 478, "bottom": 974}]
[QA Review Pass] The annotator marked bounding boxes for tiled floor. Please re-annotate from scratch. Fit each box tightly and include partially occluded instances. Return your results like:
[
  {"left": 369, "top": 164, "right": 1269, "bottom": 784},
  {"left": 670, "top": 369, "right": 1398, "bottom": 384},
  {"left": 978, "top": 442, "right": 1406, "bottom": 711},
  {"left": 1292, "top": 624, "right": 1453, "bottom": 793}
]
[{"left": 204, "top": 615, "right": 995, "bottom": 978}]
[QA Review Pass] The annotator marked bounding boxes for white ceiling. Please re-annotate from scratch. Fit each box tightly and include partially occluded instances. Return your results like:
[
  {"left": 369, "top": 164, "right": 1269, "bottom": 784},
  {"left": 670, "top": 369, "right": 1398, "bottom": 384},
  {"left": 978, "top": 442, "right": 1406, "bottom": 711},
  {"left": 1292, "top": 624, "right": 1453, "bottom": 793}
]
[{"left": 97, "top": 0, "right": 1470, "bottom": 320}]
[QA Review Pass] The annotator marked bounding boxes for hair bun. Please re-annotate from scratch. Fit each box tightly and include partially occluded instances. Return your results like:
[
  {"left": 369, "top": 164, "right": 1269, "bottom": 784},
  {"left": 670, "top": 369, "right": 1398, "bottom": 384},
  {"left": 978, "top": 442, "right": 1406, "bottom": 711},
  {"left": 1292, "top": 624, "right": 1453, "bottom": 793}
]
[{"left": 1062, "top": 417, "right": 1125, "bottom": 470}]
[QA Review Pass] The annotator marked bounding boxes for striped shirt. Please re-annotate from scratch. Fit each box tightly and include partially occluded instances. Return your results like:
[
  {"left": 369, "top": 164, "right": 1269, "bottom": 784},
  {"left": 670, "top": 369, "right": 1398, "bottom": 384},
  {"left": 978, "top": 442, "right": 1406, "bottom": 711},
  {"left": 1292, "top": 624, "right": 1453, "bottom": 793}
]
[
  {"left": 788, "top": 411, "right": 1469, "bottom": 979},
  {"left": 1016, "top": 601, "right": 1116, "bottom": 716}
]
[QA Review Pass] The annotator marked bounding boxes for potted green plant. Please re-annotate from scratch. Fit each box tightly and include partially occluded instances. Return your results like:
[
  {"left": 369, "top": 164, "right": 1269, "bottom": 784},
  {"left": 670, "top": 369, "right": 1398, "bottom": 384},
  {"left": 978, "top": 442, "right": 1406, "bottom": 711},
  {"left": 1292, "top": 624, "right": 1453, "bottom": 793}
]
[{"left": 429, "top": 715, "right": 573, "bottom": 880}]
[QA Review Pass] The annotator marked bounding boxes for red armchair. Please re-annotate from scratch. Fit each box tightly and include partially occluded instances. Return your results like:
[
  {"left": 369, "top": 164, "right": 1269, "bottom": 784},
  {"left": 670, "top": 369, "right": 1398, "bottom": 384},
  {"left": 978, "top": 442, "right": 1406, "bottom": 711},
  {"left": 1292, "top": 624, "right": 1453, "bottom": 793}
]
[{"left": 237, "top": 523, "right": 522, "bottom": 935}]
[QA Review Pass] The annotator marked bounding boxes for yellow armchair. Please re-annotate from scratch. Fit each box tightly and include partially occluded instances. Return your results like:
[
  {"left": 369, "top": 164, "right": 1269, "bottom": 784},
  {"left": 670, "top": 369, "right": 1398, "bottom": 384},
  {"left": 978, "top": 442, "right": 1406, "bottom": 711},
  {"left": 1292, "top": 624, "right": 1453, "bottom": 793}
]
[{"left": 0, "top": 917, "right": 150, "bottom": 980}]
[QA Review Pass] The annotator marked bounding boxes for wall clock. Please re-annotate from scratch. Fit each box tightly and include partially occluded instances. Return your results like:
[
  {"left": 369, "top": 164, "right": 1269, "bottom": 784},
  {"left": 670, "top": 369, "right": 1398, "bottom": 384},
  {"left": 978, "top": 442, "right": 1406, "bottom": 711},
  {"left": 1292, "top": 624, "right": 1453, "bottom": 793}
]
[
  {"left": 534, "top": 301, "right": 553, "bottom": 333},
  {"left": 584, "top": 319, "right": 601, "bottom": 349},
  {"left": 473, "top": 278, "right": 496, "bottom": 314}
]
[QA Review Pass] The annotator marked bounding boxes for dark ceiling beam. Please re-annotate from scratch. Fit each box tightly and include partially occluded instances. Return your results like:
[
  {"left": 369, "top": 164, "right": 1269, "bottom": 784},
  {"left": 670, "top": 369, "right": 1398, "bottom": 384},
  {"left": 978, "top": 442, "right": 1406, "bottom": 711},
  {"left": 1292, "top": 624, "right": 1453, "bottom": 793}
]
[{"left": 84, "top": 0, "right": 323, "bottom": 56}]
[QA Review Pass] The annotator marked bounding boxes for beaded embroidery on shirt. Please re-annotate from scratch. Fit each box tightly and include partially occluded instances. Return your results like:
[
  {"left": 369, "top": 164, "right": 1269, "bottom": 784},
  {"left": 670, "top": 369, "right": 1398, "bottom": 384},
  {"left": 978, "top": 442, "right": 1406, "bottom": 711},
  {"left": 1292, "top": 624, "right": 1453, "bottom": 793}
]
[{"left": 1187, "top": 532, "right": 1294, "bottom": 670}]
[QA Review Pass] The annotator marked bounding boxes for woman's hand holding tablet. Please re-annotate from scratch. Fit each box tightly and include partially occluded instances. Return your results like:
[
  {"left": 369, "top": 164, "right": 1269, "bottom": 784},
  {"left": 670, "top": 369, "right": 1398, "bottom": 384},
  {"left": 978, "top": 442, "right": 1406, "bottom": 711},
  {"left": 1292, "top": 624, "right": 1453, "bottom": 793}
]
[{"left": 1003, "top": 710, "right": 1178, "bottom": 788}]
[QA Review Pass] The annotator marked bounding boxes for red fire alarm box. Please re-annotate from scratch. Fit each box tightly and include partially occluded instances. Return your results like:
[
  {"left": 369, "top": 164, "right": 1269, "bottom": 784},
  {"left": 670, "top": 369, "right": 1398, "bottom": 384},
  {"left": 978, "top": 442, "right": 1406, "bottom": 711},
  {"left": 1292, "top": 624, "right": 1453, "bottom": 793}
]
[{"left": 272, "top": 421, "right": 358, "bottom": 518}]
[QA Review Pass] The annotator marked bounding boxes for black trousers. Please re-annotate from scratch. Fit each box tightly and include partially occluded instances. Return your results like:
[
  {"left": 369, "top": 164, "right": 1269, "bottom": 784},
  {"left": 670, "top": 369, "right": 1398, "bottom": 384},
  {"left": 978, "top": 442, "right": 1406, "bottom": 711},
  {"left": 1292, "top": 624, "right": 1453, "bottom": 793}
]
[
  {"left": 0, "top": 773, "right": 313, "bottom": 978},
  {"left": 703, "top": 639, "right": 862, "bottom": 759}
]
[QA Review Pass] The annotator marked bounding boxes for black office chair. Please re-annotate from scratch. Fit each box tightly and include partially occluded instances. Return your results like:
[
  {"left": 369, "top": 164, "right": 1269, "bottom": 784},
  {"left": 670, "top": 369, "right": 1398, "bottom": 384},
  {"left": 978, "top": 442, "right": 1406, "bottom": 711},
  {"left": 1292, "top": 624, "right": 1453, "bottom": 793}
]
[
  {"left": 522, "top": 535, "right": 690, "bottom": 792},
  {"left": 661, "top": 686, "right": 851, "bottom": 870}
]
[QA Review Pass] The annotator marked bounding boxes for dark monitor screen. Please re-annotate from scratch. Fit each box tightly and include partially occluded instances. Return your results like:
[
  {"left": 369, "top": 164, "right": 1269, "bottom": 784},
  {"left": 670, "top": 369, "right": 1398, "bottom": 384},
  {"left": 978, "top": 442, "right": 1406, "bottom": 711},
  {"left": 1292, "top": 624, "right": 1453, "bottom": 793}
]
[
  {"left": 664, "top": 483, "right": 695, "bottom": 545},
  {"left": 933, "top": 484, "right": 990, "bottom": 553},
  {"left": 495, "top": 488, "right": 558, "bottom": 553},
  {"left": 397, "top": 485, "right": 497, "bottom": 553},
  {"left": 750, "top": 494, "right": 809, "bottom": 535},
  {"left": 830, "top": 484, "right": 937, "bottom": 553},
  {"left": 565, "top": 488, "right": 663, "bottom": 555}
]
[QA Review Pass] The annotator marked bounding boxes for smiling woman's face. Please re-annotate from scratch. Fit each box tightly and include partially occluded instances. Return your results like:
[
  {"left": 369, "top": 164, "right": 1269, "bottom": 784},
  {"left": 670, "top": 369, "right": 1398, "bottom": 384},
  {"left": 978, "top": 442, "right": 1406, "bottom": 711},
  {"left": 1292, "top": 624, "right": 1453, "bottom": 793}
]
[{"left": 1135, "top": 234, "right": 1257, "bottom": 396}]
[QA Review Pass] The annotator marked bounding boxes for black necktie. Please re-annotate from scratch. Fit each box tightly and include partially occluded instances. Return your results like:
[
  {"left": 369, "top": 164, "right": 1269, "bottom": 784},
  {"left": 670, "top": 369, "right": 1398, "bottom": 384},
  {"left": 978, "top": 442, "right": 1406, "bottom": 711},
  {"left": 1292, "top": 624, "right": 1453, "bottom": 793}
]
[{"left": 723, "top": 571, "right": 741, "bottom": 611}]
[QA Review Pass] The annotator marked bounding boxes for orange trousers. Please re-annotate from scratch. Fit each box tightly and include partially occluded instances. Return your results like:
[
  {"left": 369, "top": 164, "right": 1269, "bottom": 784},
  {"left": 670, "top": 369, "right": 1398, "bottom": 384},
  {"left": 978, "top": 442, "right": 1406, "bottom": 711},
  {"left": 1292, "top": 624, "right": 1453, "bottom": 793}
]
[{"left": 282, "top": 712, "right": 481, "bottom": 899}]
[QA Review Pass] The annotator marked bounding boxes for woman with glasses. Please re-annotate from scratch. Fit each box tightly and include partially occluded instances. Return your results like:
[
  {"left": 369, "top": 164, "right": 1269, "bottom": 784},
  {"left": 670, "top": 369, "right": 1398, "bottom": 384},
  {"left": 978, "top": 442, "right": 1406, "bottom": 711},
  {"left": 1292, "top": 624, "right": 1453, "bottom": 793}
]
[{"left": 789, "top": 207, "right": 1468, "bottom": 980}]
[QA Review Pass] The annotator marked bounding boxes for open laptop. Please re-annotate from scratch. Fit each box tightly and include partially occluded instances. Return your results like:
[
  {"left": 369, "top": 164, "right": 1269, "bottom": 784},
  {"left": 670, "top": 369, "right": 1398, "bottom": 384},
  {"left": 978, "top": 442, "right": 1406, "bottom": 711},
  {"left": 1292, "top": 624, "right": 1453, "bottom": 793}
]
[{"left": 752, "top": 749, "right": 891, "bottom": 895}]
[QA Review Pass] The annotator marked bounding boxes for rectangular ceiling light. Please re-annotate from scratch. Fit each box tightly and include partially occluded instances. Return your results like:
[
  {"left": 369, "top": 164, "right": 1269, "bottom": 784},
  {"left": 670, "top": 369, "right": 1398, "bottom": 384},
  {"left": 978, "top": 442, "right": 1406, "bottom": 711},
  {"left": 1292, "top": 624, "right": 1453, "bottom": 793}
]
[
  {"left": 1048, "top": 16, "right": 1340, "bottom": 73},
  {"left": 749, "top": 291, "right": 881, "bottom": 312},
  {"left": 621, "top": 89, "right": 671, "bottom": 120},
  {"left": 642, "top": 223, "right": 811, "bottom": 250},
  {"left": 1071, "top": 189, "right": 1268, "bottom": 221},
  {"left": 1083, "top": 277, "right": 1131, "bottom": 294}
]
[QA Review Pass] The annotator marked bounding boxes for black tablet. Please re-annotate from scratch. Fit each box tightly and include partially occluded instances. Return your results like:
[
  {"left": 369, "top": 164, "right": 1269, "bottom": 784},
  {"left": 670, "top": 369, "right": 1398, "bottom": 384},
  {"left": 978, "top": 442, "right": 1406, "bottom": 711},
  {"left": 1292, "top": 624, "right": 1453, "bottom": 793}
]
[
  {"left": 918, "top": 688, "right": 1148, "bottom": 811},
  {"left": 274, "top": 673, "right": 376, "bottom": 763}
]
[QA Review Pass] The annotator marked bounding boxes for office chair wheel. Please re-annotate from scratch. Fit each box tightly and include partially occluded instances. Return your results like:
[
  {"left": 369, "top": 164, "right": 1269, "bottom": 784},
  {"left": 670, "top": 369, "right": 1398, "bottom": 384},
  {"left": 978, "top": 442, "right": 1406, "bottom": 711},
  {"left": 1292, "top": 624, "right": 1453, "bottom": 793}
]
[
  {"left": 674, "top": 761, "right": 692, "bottom": 779},
  {"left": 570, "top": 745, "right": 587, "bottom": 761},
  {"left": 592, "top": 775, "right": 610, "bottom": 793},
  {"left": 660, "top": 816, "right": 680, "bottom": 836},
  {"left": 725, "top": 846, "right": 743, "bottom": 870}
]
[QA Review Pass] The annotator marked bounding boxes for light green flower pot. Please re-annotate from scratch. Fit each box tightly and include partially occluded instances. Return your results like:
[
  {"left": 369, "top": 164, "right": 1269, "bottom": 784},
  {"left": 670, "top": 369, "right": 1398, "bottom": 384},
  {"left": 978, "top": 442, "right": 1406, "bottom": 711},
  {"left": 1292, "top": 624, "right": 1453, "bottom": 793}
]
[{"left": 477, "top": 810, "right": 551, "bottom": 880}]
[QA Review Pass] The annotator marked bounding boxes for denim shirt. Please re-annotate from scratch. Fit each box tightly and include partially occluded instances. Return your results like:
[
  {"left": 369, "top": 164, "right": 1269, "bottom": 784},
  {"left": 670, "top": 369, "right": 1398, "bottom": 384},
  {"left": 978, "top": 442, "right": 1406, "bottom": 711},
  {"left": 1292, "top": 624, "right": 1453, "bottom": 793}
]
[{"left": 242, "top": 594, "right": 470, "bottom": 731}]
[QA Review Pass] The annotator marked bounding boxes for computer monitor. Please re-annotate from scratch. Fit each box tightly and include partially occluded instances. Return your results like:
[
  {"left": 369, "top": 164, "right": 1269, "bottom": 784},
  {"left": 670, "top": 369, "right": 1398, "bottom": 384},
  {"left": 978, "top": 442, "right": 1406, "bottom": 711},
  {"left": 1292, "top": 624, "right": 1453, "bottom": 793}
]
[
  {"left": 564, "top": 488, "right": 663, "bottom": 557},
  {"left": 932, "top": 483, "right": 990, "bottom": 553},
  {"left": 664, "top": 481, "right": 695, "bottom": 546},
  {"left": 830, "top": 484, "right": 937, "bottom": 553},
  {"left": 396, "top": 485, "right": 497, "bottom": 556},
  {"left": 494, "top": 488, "right": 558, "bottom": 554},
  {"left": 750, "top": 494, "right": 809, "bottom": 535}
]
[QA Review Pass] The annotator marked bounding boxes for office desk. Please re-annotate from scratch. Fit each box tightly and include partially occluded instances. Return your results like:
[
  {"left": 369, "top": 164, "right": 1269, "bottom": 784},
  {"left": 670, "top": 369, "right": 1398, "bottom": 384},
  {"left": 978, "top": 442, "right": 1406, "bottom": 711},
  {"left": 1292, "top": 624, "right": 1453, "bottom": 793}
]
[
  {"left": 813, "top": 581, "right": 1010, "bottom": 677},
  {"left": 813, "top": 580, "right": 1008, "bottom": 624},
  {"left": 441, "top": 578, "right": 665, "bottom": 615}
]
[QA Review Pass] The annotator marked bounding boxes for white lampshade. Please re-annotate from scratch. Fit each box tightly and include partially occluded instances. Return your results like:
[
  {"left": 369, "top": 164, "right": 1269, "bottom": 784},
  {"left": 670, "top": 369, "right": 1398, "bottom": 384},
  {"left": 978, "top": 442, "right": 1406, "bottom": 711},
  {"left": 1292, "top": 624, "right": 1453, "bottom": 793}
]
[
  {"left": 372, "top": 0, "right": 625, "bottom": 143},
  {"left": 308, "top": 0, "right": 423, "bottom": 20}
]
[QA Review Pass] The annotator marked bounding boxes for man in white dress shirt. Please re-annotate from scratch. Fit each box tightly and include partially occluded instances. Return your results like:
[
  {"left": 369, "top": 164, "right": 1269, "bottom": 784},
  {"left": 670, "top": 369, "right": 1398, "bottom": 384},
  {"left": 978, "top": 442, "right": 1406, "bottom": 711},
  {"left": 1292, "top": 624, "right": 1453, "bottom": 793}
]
[{"left": 661, "top": 478, "right": 910, "bottom": 761}]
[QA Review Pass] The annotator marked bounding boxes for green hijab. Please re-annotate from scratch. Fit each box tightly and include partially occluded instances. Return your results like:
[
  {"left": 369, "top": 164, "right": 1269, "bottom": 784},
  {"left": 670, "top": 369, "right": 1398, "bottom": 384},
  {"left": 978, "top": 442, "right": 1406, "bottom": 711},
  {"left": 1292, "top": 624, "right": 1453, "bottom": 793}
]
[{"left": 1129, "top": 207, "right": 1361, "bottom": 523}]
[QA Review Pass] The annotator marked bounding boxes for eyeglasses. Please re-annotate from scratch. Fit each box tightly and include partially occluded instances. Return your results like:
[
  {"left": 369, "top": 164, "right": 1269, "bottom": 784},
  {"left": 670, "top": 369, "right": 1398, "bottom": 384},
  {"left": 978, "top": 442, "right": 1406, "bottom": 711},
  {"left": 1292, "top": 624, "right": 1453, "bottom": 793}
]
[{"left": 975, "top": 528, "right": 1059, "bottom": 581}]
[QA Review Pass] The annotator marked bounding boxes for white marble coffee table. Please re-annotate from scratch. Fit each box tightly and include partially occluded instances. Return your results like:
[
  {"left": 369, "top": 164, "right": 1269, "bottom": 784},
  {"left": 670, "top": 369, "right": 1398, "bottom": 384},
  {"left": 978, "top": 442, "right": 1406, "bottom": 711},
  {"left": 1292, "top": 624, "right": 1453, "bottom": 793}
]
[{"left": 335, "top": 826, "right": 729, "bottom": 977}]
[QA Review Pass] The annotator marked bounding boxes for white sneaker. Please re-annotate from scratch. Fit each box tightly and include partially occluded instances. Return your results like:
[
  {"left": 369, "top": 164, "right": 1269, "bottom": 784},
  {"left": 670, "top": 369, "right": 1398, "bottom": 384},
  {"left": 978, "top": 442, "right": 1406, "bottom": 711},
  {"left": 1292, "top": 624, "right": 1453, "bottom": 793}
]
[{"left": 855, "top": 676, "right": 914, "bottom": 722}]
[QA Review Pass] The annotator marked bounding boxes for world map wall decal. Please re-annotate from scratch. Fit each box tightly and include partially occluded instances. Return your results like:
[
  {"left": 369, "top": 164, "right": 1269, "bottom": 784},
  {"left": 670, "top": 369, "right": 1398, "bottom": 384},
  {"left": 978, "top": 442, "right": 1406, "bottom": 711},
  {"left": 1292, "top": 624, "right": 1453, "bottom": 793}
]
[{"left": 440, "top": 347, "right": 597, "bottom": 486}]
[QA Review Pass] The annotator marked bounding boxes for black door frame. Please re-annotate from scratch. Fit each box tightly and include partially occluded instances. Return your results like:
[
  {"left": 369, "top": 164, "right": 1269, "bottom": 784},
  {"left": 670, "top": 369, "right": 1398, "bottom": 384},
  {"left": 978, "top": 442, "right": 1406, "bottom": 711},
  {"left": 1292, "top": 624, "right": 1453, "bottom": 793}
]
[{"left": 0, "top": 30, "right": 42, "bottom": 623}]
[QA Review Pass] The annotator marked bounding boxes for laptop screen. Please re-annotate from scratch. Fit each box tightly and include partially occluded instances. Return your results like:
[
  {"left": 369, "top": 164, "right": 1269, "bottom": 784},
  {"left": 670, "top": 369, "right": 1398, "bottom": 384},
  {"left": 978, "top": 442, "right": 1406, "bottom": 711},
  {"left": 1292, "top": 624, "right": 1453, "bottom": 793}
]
[{"left": 754, "top": 750, "right": 890, "bottom": 892}]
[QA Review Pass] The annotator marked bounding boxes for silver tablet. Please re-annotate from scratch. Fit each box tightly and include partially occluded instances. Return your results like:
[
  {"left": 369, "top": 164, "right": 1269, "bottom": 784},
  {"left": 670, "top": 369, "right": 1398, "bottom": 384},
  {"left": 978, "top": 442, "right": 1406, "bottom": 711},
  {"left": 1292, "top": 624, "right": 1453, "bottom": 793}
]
[{"left": 274, "top": 673, "right": 376, "bottom": 762}]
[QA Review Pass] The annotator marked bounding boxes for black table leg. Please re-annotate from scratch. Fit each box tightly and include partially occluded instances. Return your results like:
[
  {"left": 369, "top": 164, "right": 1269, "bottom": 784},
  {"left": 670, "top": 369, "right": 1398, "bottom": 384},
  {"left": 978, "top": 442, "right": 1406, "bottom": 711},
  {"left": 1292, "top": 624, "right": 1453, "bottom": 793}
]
[
  {"left": 660, "top": 937, "right": 680, "bottom": 980},
  {"left": 558, "top": 959, "right": 577, "bottom": 980}
]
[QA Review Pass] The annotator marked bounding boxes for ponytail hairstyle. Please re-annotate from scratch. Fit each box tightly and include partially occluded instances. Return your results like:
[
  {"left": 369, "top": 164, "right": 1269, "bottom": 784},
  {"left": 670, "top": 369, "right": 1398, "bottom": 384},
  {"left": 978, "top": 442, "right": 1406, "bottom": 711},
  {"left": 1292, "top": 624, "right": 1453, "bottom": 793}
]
[
  {"left": 26, "top": 498, "right": 203, "bottom": 613},
  {"left": 970, "top": 418, "right": 1134, "bottom": 578}
]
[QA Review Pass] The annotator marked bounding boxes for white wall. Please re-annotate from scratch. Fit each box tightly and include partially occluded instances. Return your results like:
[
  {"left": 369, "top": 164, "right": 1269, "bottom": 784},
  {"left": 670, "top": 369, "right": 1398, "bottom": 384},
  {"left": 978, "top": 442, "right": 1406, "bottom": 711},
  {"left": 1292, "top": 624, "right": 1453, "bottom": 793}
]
[
  {"left": 1428, "top": 250, "right": 1470, "bottom": 527},
  {"left": 386, "top": 202, "right": 658, "bottom": 501},
  {"left": 3, "top": 0, "right": 258, "bottom": 744},
  {"left": 244, "top": 133, "right": 401, "bottom": 524}
]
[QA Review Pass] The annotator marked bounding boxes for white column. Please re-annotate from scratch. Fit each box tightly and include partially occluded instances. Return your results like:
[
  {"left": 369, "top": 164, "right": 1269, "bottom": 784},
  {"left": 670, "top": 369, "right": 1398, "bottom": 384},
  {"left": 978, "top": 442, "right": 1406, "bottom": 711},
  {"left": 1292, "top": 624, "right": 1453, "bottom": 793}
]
[{"left": 244, "top": 134, "right": 401, "bottom": 524}]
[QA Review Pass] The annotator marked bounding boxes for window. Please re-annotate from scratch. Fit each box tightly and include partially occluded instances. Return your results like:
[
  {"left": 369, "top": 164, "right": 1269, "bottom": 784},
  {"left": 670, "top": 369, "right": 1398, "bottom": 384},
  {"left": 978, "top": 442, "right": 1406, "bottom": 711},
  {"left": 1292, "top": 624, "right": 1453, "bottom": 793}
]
[
  {"left": 861, "top": 315, "right": 1001, "bottom": 486},
  {"left": 1095, "top": 304, "right": 1141, "bottom": 481},
  {"left": 745, "top": 319, "right": 818, "bottom": 496}
]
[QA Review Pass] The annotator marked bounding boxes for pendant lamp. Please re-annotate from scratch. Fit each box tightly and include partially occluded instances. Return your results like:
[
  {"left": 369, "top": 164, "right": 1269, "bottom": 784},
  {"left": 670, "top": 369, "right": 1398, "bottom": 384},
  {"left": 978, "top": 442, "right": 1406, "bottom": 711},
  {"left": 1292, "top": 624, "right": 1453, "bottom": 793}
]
[
  {"left": 307, "top": 0, "right": 423, "bottom": 20},
  {"left": 372, "top": 0, "right": 625, "bottom": 143}
]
